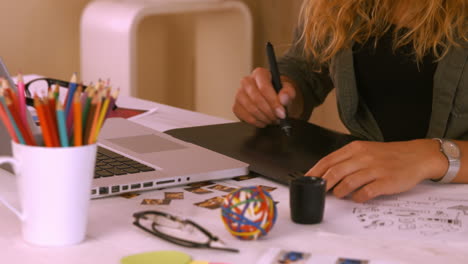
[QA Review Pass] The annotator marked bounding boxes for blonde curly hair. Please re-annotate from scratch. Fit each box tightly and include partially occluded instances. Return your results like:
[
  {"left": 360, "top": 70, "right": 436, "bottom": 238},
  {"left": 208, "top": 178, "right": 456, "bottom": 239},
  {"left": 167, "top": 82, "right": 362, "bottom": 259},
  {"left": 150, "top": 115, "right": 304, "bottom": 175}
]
[{"left": 299, "top": 0, "right": 468, "bottom": 64}]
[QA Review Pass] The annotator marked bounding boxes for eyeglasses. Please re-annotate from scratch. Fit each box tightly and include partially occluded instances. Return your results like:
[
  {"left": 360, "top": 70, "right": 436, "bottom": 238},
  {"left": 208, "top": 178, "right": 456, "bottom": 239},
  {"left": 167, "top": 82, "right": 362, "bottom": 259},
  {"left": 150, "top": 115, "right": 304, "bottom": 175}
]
[
  {"left": 23, "top": 77, "right": 117, "bottom": 110},
  {"left": 133, "top": 210, "right": 239, "bottom": 253},
  {"left": 23, "top": 77, "right": 86, "bottom": 106}
]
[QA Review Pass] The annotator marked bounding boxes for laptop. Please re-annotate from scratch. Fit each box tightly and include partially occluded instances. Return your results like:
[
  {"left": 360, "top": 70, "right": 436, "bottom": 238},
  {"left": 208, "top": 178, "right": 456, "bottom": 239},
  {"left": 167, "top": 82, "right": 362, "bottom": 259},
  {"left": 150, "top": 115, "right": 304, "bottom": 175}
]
[
  {"left": 94, "top": 118, "right": 248, "bottom": 198},
  {"left": 0, "top": 59, "right": 249, "bottom": 198}
]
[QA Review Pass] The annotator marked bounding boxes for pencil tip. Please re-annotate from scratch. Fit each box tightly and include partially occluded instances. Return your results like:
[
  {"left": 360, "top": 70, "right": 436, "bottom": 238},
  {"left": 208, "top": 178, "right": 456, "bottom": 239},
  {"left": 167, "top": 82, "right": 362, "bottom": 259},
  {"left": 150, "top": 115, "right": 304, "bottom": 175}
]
[
  {"left": 70, "top": 72, "right": 78, "bottom": 83},
  {"left": 1, "top": 78, "right": 8, "bottom": 88},
  {"left": 17, "top": 73, "right": 24, "bottom": 82}
]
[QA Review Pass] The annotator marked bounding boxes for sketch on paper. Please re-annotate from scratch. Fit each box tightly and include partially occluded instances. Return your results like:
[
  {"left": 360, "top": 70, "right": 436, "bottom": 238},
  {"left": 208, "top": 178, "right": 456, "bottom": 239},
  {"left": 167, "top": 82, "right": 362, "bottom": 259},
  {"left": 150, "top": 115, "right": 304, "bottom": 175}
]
[
  {"left": 322, "top": 183, "right": 468, "bottom": 241},
  {"left": 351, "top": 195, "right": 466, "bottom": 237}
]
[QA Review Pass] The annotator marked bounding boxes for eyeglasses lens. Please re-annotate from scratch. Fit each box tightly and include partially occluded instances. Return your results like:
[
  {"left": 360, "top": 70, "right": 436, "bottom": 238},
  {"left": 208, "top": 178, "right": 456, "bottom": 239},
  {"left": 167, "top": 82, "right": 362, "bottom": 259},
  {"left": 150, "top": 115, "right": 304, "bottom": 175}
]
[
  {"left": 26, "top": 79, "right": 50, "bottom": 97},
  {"left": 140, "top": 214, "right": 210, "bottom": 244}
]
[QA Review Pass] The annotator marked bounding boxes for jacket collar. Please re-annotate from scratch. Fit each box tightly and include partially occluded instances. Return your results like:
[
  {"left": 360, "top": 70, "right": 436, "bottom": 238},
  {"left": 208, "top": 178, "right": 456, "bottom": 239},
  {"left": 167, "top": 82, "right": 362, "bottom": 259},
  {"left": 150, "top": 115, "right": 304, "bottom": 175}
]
[
  {"left": 331, "top": 48, "right": 384, "bottom": 141},
  {"left": 332, "top": 45, "right": 468, "bottom": 141},
  {"left": 427, "top": 46, "right": 468, "bottom": 138}
]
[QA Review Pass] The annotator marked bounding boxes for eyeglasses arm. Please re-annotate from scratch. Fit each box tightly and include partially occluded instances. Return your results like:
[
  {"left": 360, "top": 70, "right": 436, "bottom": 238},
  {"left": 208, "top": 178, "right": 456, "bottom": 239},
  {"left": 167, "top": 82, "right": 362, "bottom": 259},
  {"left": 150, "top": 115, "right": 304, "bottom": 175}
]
[{"left": 133, "top": 211, "right": 240, "bottom": 253}]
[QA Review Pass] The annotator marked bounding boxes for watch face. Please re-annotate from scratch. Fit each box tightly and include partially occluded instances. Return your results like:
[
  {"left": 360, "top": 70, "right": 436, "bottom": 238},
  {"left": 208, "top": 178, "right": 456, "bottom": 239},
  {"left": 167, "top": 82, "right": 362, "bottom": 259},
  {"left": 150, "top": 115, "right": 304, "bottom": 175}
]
[{"left": 442, "top": 141, "right": 461, "bottom": 159}]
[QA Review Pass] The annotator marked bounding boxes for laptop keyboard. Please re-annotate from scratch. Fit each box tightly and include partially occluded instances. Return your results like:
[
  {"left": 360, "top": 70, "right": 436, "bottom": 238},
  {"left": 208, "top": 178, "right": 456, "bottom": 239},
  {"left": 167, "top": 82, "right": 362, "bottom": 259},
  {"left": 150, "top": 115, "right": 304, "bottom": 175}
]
[{"left": 95, "top": 146, "right": 155, "bottom": 178}]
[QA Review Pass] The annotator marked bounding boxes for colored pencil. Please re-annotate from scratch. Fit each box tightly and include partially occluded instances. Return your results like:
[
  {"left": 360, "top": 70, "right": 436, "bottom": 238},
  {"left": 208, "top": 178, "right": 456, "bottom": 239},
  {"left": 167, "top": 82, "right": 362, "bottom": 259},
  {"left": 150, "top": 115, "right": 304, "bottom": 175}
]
[
  {"left": 43, "top": 97, "right": 60, "bottom": 147},
  {"left": 105, "top": 88, "right": 120, "bottom": 118},
  {"left": 3, "top": 84, "right": 21, "bottom": 124},
  {"left": 80, "top": 85, "right": 89, "bottom": 106},
  {"left": 47, "top": 90, "right": 58, "bottom": 135},
  {"left": 66, "top": 85, "right": 82, "bottom": 139},
  {"left": 5, "top": 95, "right": 35, "bottom": 145},
  {"left": 0, "top": 91, "right": 25, "bottom": 144},
  {"left": 34, "top": 96, "right": 53, "bottom": 147},
  {"left": 83, "top": 94, "right": 98, "bottom": 145},
  {"left": 66, "top": 103, "right": 74, "bottom": 137},
  {"left": 0, "top": 74, "right": 120, "bottom": 147},
  {"left": 0, "top": 78, "right": 8, "bottom": 89},
  {"left": 53, "top": 83, "right": 60, "bottom": 101},
  {"left": 0, "top": 94, "right": 19, "bottom": 143},
  {"left": 88, "top": 93, "right": 102, "bottom": 144},
  {"left": 48, "top": 90, "right": 56, "bottom": 117},
  {"left": 16, "top": 73, "right": 27, "bottom": 127},
  {"left": 2, "top": 84, "right": 36, "bottom": 145},
  {"left": 64, "top": 72, "right": 77, "bottom": 117},
  {"left": 47, "top": 90, "right": 58, "bottom": 126},
  {"left": 56, "top": 101, "right": 68, "bottom": 147},
  {"left": 95, "top": 90, "right": 110, "bottom": 142},
  {"left": 81, "top": 88, "right": 94, "bottom": 132},
  {"left": 73, "top": 92, "right": 82, "bottom": 146}
]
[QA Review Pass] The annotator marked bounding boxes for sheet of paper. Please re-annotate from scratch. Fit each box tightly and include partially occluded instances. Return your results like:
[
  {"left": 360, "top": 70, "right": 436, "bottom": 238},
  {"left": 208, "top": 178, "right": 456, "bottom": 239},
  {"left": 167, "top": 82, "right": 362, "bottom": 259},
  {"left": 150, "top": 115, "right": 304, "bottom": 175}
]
[
  {"left": 320, "top": 181, "right": 468, "bottom": 242},
  {"left": 128, "top": 104, "right": 232, "bottom": 132}
]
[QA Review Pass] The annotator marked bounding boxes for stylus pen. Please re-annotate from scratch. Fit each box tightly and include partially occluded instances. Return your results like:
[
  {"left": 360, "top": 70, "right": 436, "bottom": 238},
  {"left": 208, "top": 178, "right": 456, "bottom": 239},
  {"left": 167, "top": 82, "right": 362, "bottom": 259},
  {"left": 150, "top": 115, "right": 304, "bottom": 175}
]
[{"left": 266, "top": 42, "right": 292, "bottom": 137}]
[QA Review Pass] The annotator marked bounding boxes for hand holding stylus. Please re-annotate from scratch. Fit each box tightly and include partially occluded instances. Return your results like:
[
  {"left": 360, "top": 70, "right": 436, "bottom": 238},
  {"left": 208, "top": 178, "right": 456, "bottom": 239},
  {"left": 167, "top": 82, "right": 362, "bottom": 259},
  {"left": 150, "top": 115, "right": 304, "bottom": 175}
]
[
  {"left": 266, "top": 42, "right": 292, "bottom": 136},
  {"left": 232, "top": 51, "right": 297, "bottom": 129}
]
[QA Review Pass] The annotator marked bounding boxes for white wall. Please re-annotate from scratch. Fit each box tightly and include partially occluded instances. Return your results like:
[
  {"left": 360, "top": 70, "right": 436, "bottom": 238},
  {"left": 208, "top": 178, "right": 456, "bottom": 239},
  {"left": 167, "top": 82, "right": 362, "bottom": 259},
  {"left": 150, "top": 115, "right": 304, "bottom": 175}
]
[{"left": 1, "top": 0, "right": 91, "bottom": 80}]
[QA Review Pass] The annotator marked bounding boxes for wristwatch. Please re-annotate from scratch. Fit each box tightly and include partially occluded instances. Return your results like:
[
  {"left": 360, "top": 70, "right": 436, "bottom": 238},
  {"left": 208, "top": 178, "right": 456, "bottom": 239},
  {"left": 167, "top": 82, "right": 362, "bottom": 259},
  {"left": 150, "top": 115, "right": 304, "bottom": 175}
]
[{"left": 432, "top": 138, "right": 461, "bottom": 183}]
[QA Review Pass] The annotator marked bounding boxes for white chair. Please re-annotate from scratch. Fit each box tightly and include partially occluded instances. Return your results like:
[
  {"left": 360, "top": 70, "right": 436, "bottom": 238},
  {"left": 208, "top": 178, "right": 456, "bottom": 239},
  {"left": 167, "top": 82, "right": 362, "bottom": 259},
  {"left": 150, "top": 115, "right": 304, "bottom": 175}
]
[{"left": 80, "top": 0, "right": 253, "bottom": 119}]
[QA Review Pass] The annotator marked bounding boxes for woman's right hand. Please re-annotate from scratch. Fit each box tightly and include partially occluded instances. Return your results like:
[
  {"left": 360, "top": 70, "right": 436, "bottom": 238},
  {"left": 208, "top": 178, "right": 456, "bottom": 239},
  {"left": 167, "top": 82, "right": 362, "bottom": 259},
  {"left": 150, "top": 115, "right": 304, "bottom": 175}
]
[{"left": 232, "top": 67, "right": 297, "bottom": 127}]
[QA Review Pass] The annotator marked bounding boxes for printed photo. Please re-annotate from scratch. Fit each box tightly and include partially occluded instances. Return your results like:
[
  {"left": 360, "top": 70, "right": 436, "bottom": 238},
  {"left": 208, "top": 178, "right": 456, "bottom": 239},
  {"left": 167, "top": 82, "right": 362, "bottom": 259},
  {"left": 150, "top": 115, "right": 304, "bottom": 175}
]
[
  {"left": 184, "top": 187, "right": 213, "bottom": 194},
  {"left": 141, "top": 199, "right": 171, "bottom": 205},
  {"left": 232, "top": 174, "right": 258, "bottom": 181},
  {"left": 274, "top": 250, "right": 311, "bottom": 264},
  {"left": 187, "top": 181, "right": 215, "bottom": 188},
  {"left": 259, "top": 185, "right": 277, "bottom": 193},
  {"left": 194, "top": 196, "right": 225, "bottom": 209},
  {"left": 336, "top": 258, "right": 369, "bottom": 264},
  {"left": 120, "top": 192, "right": 140, "bottom": 199},
  {"left": 164, "top": 192, "right": 184, "bottom": 200},
  {"left": 208, "top": 184, "right": 237, "bottom": 193}
]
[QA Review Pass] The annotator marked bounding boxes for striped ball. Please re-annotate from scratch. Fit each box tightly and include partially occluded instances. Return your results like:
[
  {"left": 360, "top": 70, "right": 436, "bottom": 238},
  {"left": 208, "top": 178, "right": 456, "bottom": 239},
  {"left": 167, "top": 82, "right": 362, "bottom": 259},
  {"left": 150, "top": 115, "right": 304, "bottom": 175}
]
[{"left": 221, "top": 186, "right": 277, "bottom": 240}]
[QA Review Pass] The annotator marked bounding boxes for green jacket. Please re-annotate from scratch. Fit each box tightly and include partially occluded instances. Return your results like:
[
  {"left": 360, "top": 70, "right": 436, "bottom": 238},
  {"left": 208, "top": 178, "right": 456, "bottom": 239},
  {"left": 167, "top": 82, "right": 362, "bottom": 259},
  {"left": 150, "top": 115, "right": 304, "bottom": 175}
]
[{"left": 278, "top": 40, "right": 468, "bottom": 141}]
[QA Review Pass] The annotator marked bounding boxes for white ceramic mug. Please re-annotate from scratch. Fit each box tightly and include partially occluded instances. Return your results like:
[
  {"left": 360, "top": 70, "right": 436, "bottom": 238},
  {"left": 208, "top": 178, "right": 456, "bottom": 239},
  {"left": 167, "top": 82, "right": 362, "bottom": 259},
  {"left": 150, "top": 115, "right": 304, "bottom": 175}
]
[{"left": 0, "top": 141, "right": 97, "bottom": 246}]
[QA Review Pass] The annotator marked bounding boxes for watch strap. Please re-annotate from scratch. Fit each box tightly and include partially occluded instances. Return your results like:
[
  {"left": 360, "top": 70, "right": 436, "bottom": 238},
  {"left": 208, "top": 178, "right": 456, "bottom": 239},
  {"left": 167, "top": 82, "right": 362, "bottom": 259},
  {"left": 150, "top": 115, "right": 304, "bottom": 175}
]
[{"left": 432, "top": 138, "right": 460, "bottom": 183}]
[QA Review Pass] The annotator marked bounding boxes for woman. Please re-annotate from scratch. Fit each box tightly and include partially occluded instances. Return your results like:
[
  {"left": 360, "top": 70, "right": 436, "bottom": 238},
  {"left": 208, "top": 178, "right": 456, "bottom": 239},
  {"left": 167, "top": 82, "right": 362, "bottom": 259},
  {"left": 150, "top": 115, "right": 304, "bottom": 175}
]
[{"left": 232, "top": 0, "right": 468, "bottom": 202}]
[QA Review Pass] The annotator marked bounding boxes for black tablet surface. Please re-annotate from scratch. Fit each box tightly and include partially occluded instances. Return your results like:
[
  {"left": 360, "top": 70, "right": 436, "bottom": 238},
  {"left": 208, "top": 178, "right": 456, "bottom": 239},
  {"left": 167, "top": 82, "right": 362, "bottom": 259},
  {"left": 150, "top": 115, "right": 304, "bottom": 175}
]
[{"left": 165, "top": 119, "right": 359, "bottom": 185}]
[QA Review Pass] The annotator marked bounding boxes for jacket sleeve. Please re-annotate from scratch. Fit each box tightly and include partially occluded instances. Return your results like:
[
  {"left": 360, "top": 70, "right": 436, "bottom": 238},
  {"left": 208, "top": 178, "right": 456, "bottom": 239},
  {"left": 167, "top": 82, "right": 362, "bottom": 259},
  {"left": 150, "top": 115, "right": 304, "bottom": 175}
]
[{"left": 277, "top": 27, "right": 335, "bottom": 120}]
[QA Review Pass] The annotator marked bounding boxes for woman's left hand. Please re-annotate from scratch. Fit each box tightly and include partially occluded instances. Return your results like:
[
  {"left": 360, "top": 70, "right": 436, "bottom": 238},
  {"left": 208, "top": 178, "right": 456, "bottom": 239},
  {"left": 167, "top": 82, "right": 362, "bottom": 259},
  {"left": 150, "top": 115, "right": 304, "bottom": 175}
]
[{"left": 305, "top": 139, "right": 447, "bottom": 203}]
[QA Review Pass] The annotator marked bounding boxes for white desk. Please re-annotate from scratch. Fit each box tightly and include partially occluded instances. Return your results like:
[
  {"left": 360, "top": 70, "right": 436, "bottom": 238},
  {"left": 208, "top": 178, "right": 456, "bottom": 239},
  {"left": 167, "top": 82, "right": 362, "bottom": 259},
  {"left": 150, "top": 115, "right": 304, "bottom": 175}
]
[{"left": 1, "top": 96, "right": 468, "bottom": 263}]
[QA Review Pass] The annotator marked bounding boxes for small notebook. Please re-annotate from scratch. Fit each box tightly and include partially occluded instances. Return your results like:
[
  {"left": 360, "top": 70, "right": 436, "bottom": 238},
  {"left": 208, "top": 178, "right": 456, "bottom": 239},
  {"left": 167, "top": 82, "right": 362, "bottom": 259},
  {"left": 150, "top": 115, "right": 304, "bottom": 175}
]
[{"left": 165, "top": 118, "right": 359, "bottom": 185}]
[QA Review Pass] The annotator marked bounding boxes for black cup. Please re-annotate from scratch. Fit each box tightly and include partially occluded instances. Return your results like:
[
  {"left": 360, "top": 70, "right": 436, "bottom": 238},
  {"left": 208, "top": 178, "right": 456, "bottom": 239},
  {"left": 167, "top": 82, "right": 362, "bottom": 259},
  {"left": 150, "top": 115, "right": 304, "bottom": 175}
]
[{"left": 289, "top": 176, "right": 326, "bottom": 224}]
